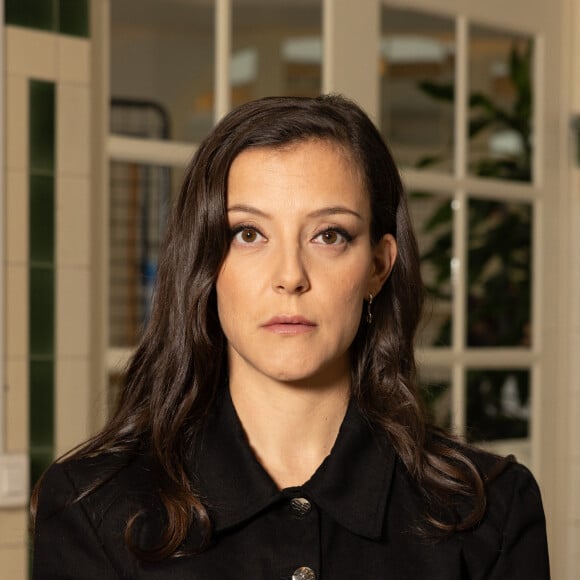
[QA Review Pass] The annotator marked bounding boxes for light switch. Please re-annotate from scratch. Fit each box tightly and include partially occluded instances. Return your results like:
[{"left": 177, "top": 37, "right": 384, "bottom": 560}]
[{"left": 0, "top": 453, "right": 29, "bottom": 508}]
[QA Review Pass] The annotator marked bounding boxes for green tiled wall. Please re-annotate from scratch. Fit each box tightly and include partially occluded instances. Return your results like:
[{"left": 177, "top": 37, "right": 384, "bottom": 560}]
[
  {"left": 29, "top": 268, "right": 55, "bottom": 358},
  {"left": 29, "top": 176, "right": 55, "bottom": 266},
  {"left": 29, "top": 80, "right": 56, "bottom": 486},
  {"left": 29, "top": 82, "right": 56, "bottom": 173},
  {"left": 5, "top": 0, "right": 55, "bottom": 32},
  {"left": 5, "top": 0, "right": 90, "bottom": 38},
  {"left": 59, "top": 0, "right": 90, "bottom": 38}
]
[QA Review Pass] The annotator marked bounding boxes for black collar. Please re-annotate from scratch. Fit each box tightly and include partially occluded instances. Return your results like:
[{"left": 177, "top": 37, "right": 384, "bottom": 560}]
[{"left": 191, "top": 389, "right": 397, "bottom": 540}]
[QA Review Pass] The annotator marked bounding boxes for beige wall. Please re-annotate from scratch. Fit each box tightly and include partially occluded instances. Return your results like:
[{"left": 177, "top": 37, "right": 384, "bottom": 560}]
[
  {"left": 567, "top": 0, "right": 580, "bottom": 570},
  {"left": 1, "top": 27, "right": 94, "bottom": 579}
]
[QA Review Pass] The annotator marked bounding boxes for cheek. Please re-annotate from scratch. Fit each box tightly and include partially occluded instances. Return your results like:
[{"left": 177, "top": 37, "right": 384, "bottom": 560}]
[
  {"left": 332, "top": 266, "right": 371, "bottom": 331},
  {"left": 215, "top": 264, "right": 239, "bottom": 328},
  {"left": 215, "top": 259, "right": 261, "bottom": 342},
  {"left": 336, "top": 262, "right": 371, "bottom": 302},
  {"left": 329, "top": 281, "right": 367, "bottom": 334}
]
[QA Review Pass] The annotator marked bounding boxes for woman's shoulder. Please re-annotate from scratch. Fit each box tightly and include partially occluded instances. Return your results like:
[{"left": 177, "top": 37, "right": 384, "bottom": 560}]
[
  {"left": 470, "top": 446, "right": 545, "bottom": 532},
  {"left": 432, "top": 432, "right": 544, "bottom": 520},
  {"left": 37, "top": 449, "right": 159, "bottom": 522},
  {"left": 459, "top": 441, "right": 543, "bottom": 508},
  {"left": 45, "top": 448, "right": 148, "bottom": 486},
  {"left": 415, "top": 431, "right": 550, "bottom": 576},
  {"left": 34, "top": 450, "right": 170, "bottom": 577},
  {"left": 456, "top": 444, "right": 549, "bottom": 577}
]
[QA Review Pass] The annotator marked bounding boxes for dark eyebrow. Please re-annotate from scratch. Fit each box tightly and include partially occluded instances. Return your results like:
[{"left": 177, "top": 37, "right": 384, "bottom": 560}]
[
  {"left": 227, "top": 204, "right": 271, "bottom": 218},
  {"left": 307, "top": 207, "right": 363, "bottom": 220},
  {"left": 227, "top": 204, "right": 362, "bottom": 220}
]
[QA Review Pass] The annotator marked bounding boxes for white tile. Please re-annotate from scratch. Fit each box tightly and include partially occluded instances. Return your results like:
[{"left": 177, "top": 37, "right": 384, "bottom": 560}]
[
  {"left": 58, "top": 36, "right": 91, "bottom": 84},
  {"left": 570, "top": 333, "right": 580, "bottom": 394},
  {"left": 570, "top": 449, "right": 580, "bottom": 522},
  {"left": 5, "top": 266, "right": 28, "bottom": 359},
  {"left": 56, "top": 177, "right": 90, "bottom": 267},
  {"left": 55, "top": 358, "right": 91, "bottom": 455},
  {"left": 568, "top": 394, "right": 580, "bottom": 491},
  {"left": 0, "top": 506, "right": 27, "bottom": 545},
  {"left": 0, "top": 544, "right": 27, "bottom": 580},
  {"left": 5, "top": 75, "right": 28, "bottom": 172},
  {"left": 4, "top": 359, "right": 29, "bottom": 453},
  {"left": 56, "top": 268, "right": 90, "bottom": 357},
  {"left": 6, "top": 27, "right": 57, "bottom": 80},
  {"left": 570, "top": 525, "right": 580, "bottom": 577},
  {"left": 57, "top": 84, "right": 91, "bottom": 177},
  {"left": 570, "top": 392, "right": 580, "bottom": 441},
  {"left": 5, "top": 171, "right": 29, "bottom": 265}
]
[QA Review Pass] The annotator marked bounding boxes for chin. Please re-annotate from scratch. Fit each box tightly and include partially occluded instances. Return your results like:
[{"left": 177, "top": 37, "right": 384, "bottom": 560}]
[
  {"left": 267, "top": 362, "right": 346, "bottom": 389},
  {"left": 269, "top": 369, "right": 314, "bottom": 384}
]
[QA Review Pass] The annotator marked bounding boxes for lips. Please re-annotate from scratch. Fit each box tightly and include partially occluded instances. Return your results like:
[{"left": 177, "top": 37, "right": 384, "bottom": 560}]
[{"left": 261, "top": 315, "right": 317, "bottom": 335}]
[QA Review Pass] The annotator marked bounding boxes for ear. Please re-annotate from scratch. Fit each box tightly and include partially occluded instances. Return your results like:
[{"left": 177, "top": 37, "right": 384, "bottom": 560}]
[{"left": 368, "top": 233, "right": 397, "bottom": 296}]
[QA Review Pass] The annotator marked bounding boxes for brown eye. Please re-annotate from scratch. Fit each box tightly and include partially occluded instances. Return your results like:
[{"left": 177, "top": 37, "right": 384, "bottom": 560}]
[
  {"left": 241, "top": 228, "right": 257, "bottom": 242},
  {"left": 231, "top": 226, "right": 265, "bottom": 244},
  {"left": 313, "top": 228, "right": 352, "bottom": 246},
  {"left": 321, "top": 230, "right": 338, "bottom": 244}
]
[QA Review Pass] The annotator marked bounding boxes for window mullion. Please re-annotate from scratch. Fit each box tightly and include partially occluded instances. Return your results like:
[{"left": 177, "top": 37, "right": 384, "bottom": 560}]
[
  {"left": 451, "top": 16, "right": 469, "bottom": 436},
  {"left": 215, "top": 0, "right": 231, "bottom": 121}
]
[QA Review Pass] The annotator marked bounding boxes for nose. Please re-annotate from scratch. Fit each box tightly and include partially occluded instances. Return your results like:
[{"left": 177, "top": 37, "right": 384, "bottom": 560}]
[{"left": 271, "top": 245, "right": 310, "bottom": 294}]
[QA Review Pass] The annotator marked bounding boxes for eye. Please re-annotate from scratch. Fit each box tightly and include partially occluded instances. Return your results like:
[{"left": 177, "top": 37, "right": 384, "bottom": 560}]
[
  {"left": 231, "top": 225, "right": 265, "bottom": 244},
  {"left": 313, "top": 228, "right": 353, "bottom": 245}
]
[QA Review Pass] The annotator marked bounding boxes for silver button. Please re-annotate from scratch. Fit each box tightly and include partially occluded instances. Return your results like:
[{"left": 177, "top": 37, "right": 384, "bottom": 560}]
[
  {"left": 292, "top": 566, "right": 316, "bottom": 580},
  {"left": 290, "top": 497, "right": 312, "bottom": 517}
]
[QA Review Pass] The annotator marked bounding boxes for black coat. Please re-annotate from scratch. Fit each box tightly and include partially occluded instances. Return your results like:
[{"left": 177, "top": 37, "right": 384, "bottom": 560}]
[{"left": 33, "top": 392, "right": 550, "bottom": 579}]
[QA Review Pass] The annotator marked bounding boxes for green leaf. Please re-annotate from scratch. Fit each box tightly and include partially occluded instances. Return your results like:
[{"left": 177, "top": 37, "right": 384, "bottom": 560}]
[
  {"left": 469, "top": 92, "right": 498, "bottom": 113},
  {"left": 469, "top": 115, "right": 494, "bottom": 137},
  {"left": 424, "top": 202, "right": 453, "bottom": 231},
  {"left": 417, "top": 81, "right": 454, "bottom": 102},
  {"left": 415, "top": 154, "right": 443, "bottom": 168},
  {"left": 408, "top": 190, "right": 432, "bottom": 200}
]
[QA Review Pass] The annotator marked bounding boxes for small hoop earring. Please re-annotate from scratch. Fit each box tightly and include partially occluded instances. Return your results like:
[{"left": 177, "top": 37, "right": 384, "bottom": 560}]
[{"left": 366, "top": 293, "right": 373, "bottom": 324}]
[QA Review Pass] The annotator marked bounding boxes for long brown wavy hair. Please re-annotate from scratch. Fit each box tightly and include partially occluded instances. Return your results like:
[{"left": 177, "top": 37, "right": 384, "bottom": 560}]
[{"left": 32, "top": 94, "right": 493, "bottom": 559}]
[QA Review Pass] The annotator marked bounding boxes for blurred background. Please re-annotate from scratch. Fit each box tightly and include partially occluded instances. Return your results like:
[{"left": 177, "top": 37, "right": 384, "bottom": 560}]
[{"left": 1, "top": 0, "right": 579, "bottom": 577}]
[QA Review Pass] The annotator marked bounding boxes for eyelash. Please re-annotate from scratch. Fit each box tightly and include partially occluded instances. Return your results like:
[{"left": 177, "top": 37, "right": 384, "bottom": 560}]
[
  {"left": 230, "top": 224, "right": 265, "bottom": 243},
  {"left": 313, "top": 227, "right": 353, "bottom": 245},
  {"left": 229, "top": 225, "right": 354, "bottom": 245}
]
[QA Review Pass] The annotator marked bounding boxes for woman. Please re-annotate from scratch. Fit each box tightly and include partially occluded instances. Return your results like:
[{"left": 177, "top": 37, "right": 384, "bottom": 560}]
[{"left": 32, "top": 95, "right": 549, "bottom": 579}]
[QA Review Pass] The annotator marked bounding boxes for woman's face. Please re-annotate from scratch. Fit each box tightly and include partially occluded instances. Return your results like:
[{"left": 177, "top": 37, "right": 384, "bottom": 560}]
[{"left": 216, "top": 139, "right": 397, "bottom": 388}]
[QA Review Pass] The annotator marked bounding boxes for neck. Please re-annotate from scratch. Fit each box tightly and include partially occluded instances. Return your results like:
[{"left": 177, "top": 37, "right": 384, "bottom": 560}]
[{"left": 229, "top": 372, "right": 350, "bottom": 490}]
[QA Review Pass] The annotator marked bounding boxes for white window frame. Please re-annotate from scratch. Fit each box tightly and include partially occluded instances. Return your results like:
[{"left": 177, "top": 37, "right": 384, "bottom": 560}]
[
  {"left": 395, "top": 16, "right": 544, "bottom": 470},
  {"left": 94, "top": 1, "right": 576, "bottom": 576}
]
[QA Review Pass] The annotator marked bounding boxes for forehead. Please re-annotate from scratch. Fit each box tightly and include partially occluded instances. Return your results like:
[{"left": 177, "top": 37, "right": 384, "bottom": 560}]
[{"left": 227, "top": 139, "right": 368, "bottom": 210}]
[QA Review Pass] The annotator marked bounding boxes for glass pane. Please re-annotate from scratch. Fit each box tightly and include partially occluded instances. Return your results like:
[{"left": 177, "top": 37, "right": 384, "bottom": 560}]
[
  {"left": 381, "top": 7, "right": 455, "bottom": 172},
  {"left": 466, "top": 369, "right": 530, "bottom": 442},
  {"left": 409, "top": 192, "right": 453, "bottom": 347},
  {"left": 111, "top": 100, "right": 172, "bottom": 140},
  {"left": 111, "top": 0, "right": 215, "bottom": 143},
  {"left": 468, "top": 26, "right": 533, "bottom": 182},
  {"left": 467, "top": 199, "right": 532, "bottom": 347},
  {"left": 231, "top": 0, "right": 322, "bottom": 106},
  {"left": 419, "top": 366, "right": 452, "bottom": 429},
  {"left": 109, "top": 161, "right": 181, "bottom": 347}
]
